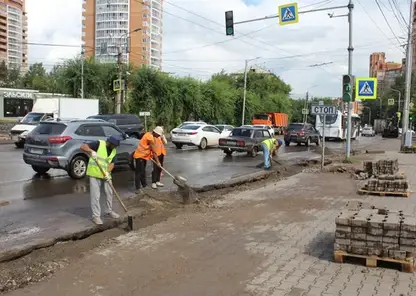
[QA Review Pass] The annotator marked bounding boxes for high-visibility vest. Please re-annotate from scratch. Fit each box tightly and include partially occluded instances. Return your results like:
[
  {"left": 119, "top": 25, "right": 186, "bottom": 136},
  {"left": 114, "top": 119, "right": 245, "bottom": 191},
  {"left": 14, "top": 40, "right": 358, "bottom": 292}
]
[
  {"left": 133, "top": 132, "right": 154, "bottom": 160},
  {"left": 261, "top": 138, "right": 277, "bottom": 150},
  {"left": 154, "top": 136, "right": 166, "bottom": 156},
  {"left": 86, "top": 140, "right": 116, "bottom": 179}
]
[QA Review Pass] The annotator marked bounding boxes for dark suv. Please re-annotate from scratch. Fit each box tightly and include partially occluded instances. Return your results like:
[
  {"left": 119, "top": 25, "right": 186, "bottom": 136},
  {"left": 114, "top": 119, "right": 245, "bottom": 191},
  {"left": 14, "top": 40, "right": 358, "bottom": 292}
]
[
  {"left": 87, "top": 114, "right": 144, "bottom": 138},
  {"left": 284, "top": 123, "right": 321, "bottom": 146}
]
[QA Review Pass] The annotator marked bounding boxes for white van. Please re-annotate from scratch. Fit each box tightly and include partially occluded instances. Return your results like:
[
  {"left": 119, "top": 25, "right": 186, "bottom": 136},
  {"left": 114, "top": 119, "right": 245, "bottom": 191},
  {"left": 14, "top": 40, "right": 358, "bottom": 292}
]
[{"left": 10, "top": 98, "right": 99, "bottom": 148}]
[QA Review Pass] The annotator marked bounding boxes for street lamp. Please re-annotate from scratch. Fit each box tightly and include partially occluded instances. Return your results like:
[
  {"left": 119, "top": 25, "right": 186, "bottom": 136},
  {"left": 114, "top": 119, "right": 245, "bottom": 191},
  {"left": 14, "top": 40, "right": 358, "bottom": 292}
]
[
  {"left": 116, "top": 27, "right": 141, "bottom": 114},
  {"left": 242, "top": 57, "right": 260, "bottom": 125},
  {"left": 390, "top": 88, "right": 401, "bottom": 112}
]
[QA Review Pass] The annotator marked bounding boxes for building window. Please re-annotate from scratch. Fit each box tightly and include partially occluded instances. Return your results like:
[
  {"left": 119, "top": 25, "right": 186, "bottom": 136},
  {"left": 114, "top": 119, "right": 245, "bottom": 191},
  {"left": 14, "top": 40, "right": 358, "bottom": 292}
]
[
  {"left": 143, "top": 38, "right": 147, "bottom": 42},
  {"left": 3, "top": 98, "right": 33, "bottom": 117}
]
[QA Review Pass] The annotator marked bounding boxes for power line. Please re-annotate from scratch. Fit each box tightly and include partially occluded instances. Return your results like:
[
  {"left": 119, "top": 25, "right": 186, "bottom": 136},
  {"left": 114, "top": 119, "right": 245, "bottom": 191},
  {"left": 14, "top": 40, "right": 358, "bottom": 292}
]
[
  {"left": 387, "top": 0, "right": 407, "bottom": 34},
  {"left": 373, "top": 0, "right": 404, "bottom": 49}
]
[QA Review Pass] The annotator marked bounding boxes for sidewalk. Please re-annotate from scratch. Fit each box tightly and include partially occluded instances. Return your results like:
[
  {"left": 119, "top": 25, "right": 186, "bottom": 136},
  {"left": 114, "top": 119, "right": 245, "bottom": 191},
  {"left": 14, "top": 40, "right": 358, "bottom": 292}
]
[{"left": 5, "top": 151, "right": 416, "bottom": 296}]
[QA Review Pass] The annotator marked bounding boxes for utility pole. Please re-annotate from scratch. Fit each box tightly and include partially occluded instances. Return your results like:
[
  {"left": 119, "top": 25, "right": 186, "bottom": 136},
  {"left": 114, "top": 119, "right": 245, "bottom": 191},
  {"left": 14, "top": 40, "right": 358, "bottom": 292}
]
[
  {"left": 242, "top": 59, "right": 248, "bottom": 126},
  {"left": 402, "top": 0, "right": 414, "bottom": 149},
  {"left": 115, "top": 44, "right": 122, "bottom": 114},
  {"left": 81, "top": 48, "right": 84, "bottom": 99},
  {"left": 345, "top": 0, "right": 354, "bottom": 160},
  {"left": 303, "top": 91, "right": 309, "bottom": 123}
]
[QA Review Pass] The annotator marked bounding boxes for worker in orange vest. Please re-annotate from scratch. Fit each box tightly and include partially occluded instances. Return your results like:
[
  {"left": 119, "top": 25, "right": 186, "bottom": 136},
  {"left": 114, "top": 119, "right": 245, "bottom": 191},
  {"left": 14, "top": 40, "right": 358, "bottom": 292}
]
[
  {"left": 151, "top": 126, "right": 167, "bottom": 189},
  {"left": 133, "top": 126, "right": 162, "bottom": 192}
]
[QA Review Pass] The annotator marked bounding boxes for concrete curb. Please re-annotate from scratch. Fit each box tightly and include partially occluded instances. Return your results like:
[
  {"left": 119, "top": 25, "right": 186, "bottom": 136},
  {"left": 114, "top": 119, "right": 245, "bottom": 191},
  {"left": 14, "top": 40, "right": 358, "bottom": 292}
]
[
  {"left": 0, "top": 208, "right": 147, "bottom": 264},
  {"left": 0, "top": 140, "right": 13, "bottom": 145}
]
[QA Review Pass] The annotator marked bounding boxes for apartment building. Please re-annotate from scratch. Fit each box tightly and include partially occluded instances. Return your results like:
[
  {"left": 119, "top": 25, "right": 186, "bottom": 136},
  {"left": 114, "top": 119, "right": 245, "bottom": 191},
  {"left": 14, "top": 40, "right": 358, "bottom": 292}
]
[
  {"left": 369, "top": 52, "right": 403, "bottom": 95},
  {"left": 82, "top": 0, "right": 163, "bottom": 69},
  {"left": 0, "top": 0, "right": 28, "bottom": 71}
]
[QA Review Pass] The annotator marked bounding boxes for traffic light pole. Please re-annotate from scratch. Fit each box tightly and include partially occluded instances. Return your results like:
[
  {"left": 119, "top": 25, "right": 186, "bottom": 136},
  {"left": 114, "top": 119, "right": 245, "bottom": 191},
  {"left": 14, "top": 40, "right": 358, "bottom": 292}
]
[
  {"left": 401, "top": 0, "right": 414, "bottom": 149},
  {"left": 116, "top": 45, "right": 122, "bottom": 114},
  {"left": 345, "top": 0, "right": 354, "bottom": 161}
]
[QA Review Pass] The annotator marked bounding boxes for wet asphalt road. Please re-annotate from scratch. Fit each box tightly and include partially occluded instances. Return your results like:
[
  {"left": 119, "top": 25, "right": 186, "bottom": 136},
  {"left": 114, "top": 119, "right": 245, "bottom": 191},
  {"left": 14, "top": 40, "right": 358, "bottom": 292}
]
[{"left": 0, "top": 136, "right": 391, "bottom": 254}]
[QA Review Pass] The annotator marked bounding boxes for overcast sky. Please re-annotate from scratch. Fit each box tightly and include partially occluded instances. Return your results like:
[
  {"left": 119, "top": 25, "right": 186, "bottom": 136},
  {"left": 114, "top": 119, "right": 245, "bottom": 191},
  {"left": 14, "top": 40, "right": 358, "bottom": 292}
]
[{"left": 26, "top": 0, "right": 409, "bottom": 98}]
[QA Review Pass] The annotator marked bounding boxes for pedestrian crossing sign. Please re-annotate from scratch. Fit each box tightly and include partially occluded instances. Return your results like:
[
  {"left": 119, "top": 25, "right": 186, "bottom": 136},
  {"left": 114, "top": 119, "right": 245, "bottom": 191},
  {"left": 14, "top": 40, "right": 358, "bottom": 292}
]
[
  {"left": 278, "top": 2, "right": 299, "bottom": 26},
  {"left": 355, "top": 77, "right": 377, "bottom": 100}
]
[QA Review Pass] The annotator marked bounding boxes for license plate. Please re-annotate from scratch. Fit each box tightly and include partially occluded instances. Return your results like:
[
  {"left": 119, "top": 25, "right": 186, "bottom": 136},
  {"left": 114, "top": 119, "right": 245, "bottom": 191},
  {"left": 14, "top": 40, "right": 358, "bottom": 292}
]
[
  {"left": 178, "top": 133, "right": 187, "bottom": 136},
  {"left": 11, "top": 135, "right": 18, "bottom": 141},
  {"left": 226, "top": 141, "right": 235, "bottom": 145},
  {"left": 30, "top": 148, "right": 43, "bottom": 155}
]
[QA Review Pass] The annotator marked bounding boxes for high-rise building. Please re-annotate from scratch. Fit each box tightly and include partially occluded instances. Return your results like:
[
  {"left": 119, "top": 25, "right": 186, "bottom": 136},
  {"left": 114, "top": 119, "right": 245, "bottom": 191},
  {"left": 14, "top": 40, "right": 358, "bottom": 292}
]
[
  {"left": 0, "top": 0, "right": 28, "bottom": 71},
  {"left": 82, "top": 0, "right": 162, "bottom": 69}
]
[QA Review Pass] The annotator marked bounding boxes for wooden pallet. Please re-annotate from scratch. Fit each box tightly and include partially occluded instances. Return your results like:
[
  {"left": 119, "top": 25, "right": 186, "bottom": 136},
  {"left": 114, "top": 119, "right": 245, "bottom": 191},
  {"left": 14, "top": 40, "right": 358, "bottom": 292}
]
[
  {"left": 334, "top": 250, "right": 414, "bottom": 273},
  {"left": 358, "top": 189, "right": 410, "bottom": 198}
]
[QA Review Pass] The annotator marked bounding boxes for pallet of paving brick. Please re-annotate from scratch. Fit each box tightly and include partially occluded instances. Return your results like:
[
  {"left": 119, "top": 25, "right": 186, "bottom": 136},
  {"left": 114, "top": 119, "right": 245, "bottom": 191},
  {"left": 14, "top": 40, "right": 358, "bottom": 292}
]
[
  {"left": 401, "top": 147, "right": 416, "bottom": 154},
  {"left": 357, "top": 188, "right": 410, "bottom": 198},
  {"left": 334, "top": 250, "right": 414, "bottom": 273}
]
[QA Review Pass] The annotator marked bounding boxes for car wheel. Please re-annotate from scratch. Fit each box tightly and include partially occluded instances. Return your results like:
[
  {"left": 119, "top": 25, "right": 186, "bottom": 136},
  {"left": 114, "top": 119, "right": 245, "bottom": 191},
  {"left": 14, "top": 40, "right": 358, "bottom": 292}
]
[
  {"left": 285, "top": 141, "right": 290, "bottom": 146},
  {"left": 198, "top": 138, "right": 207, "bottom": 150},
  {"left": 316, "top": 137, "right": 320, "bottom": 146},
  {"left": 129, "top": 133, "right": 139, "bottom": 139},
  {"left": 15, "top": 142, "right": 24, "bottom": 148},
  {"left": 68, "top": 155, "right": 88, "bottom": 179},
  {"left": 174, "top": 143, "right": 183, "bottom": 149},
  {"left": 305, "top": 137, "right": 311, "bottom": 146},
  {"left": 248, "top": 146, "right": 258, "bottom": 157},
  {"left": 224, "top": 149, "right": 233, "bottom": 156},
  {"left": 32, "top": 165, "right": 50, "bottom": 175}
]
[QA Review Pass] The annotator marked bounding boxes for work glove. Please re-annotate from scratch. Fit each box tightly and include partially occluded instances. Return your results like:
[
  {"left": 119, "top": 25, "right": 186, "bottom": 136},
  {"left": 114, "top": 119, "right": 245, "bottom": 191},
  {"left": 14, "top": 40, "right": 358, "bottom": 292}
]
[{"left": 91, "top": 151, "right": 97, "bottom": 160}]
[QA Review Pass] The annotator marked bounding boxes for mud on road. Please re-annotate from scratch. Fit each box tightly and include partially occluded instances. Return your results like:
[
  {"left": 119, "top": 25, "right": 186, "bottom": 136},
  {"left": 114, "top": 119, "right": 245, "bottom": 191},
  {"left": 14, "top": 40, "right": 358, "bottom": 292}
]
[{"left": 0, "top": 158, "right": 309, "bottom": 294}]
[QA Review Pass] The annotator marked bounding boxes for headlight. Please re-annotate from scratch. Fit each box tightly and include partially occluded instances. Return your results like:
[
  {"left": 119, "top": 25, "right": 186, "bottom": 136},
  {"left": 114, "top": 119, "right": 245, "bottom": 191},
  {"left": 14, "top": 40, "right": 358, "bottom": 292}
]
[{"left": 19, "top": 131, "right": 29, "bottom": 139}]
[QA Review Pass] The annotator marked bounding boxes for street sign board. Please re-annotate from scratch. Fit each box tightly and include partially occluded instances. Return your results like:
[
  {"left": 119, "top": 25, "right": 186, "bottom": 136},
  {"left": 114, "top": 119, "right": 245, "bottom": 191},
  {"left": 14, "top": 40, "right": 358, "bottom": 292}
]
[
  {"left": 301, "top": 108, "right": 308, "bottom": 115},
  {"left": 355, "top": 77, "right": 377, "bottom": 100},
  {"left": 113, "top": 79, "right": 121, "bottom": 91},
  {"left": 139, "top": 111, "right": 150, "bottom": 116},
  {"left": 388, "top": 98, "right": 394, "bottom": 106},
  {"left": 310, "top": 104, "right": 337, "bottom": 115},
  {"left": 278, "top": 2, "right": 298, "bottom": 26}
]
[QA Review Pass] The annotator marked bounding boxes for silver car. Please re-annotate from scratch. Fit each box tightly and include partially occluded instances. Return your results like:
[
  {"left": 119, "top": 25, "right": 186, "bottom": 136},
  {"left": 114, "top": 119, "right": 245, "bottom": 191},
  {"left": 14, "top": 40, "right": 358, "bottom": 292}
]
[{"left": 23, "top": 119, "right": 139, "bottom": 179}]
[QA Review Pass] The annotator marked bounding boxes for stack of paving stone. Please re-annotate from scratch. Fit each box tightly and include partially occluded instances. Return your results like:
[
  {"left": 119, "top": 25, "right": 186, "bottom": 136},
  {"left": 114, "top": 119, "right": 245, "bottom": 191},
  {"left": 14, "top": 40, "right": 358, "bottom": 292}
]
[
  {"left": 361, "top": 159, "right": 408, "bottom": 194},
  {"left": 335, "top": 202, "right": 416, "bottom": 260}
]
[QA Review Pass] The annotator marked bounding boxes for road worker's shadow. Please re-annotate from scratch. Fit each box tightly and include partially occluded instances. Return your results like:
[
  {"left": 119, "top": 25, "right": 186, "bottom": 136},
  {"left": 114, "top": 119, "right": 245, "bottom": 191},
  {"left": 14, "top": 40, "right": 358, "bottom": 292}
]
[{"left": 303, "top": 230, "right": 334, "bottom": 261}]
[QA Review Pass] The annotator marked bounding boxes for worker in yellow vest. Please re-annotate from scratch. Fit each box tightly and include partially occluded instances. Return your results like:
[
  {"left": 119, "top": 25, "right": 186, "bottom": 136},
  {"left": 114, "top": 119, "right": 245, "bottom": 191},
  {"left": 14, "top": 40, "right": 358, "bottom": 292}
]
[
  {"left": 81, "top": 136, "right": 120, "bottom": 225},
  {"left": 133, "top": 127, "right": 162, "bottom": 192},
  {"left": 261, "top": 138, "right": 283, "bottom": 170}
]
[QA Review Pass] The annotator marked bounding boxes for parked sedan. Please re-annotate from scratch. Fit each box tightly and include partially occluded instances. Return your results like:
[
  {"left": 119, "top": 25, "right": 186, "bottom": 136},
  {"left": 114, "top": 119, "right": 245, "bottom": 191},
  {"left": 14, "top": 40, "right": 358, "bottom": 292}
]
[
  {"left": 170, "top": 121, "right": 207, "bottom": 138},
  {"left": 361, "top": 126, "right": 375, "bottom": 137},
  {"left": 23, "top": 120, "right": 138, "bottom": 179},
  {"left": 284, "top": 123, "right": 320, "bottom": 146},
  {"left": 171, "top": 124, "right": 223, "bottom": 149},
  {"left": 218, "top": 127, "right": 272, "bottom": 157},
  {"left": 215, "top": 124, "right": 234, "bottom": 137}
]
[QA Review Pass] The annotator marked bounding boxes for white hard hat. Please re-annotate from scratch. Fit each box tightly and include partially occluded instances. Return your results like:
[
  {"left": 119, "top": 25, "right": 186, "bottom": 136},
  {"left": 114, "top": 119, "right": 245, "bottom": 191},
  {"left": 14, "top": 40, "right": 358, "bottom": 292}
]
[{"left": 153, "top": 126, "right": 163, "bottom": 136}]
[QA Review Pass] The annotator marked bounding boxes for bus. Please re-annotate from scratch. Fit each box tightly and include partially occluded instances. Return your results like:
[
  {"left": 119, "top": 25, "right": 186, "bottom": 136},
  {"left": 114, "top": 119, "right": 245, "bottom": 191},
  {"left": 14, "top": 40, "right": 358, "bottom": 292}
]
[{"left": 315, "top": 110, "right": 361, "bottom": 140}]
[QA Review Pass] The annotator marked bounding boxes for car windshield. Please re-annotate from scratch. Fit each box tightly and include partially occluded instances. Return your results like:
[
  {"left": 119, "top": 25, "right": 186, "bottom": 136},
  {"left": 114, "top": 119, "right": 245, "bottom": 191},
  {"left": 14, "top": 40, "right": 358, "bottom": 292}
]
[
  {"left": 21, "top": 112, "right": 45, "bottom": 124},
  {"left": 287, "top": 124, "right": 304, "bottom": 131},
  {"left": 180, "top": 124, "right": 200, "bottom": 130},
  {"left": 230, "top": 128, "right": 253, "bottom": 137},
  {"left": 215, "top": 125, "right": 225, "bottom": 132},
  {"left": 363, "top": 127, "right": 372, "bottom": 131},
  {"left": 253, "top": 114, "right": 269, "bottom": 120}
]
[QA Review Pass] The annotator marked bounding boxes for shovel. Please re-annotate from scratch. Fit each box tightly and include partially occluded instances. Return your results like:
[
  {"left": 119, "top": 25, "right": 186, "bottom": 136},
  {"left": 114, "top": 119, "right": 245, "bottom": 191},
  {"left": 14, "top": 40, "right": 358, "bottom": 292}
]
[
  {"left": 92, "top": 158, "right": 133, "bottom": 231},
  {"left": 150, "top": 158, "right": 192, "bottom": 203}
]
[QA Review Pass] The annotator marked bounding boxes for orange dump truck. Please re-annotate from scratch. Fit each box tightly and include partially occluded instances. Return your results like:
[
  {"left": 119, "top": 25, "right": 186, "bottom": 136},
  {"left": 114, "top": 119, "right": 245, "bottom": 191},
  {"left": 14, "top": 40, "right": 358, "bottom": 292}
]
[{"left": 251, "top": 112, "right": 289, "bottom": 135}]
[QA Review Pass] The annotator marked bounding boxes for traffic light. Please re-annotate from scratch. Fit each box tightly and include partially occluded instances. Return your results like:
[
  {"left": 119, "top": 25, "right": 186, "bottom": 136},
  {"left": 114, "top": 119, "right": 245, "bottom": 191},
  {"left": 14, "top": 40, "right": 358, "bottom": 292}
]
[
  {"left": 342, "top": 74, "right": 353, "bottom": 102},
  {"left": 225, "top": 11, "right": 234, "bottom": 36}
]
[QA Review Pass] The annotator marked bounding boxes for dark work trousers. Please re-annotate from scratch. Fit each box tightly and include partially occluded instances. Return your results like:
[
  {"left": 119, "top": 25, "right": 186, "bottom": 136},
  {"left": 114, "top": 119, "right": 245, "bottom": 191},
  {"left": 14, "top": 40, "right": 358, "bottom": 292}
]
[
  {"left": 135, "top": 158, "right": 147, "bottom": 189},
  {"left": 152, "top": 154, "right": 164, "bottom": 183}
]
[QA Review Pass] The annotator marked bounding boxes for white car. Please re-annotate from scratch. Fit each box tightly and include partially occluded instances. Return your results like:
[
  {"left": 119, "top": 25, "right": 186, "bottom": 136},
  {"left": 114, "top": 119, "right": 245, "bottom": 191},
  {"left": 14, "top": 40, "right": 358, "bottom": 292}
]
[
  {"left": 170, "top": 121, "right": 207, "bottom": 138},
  {"left": 171, "top": 124, "right": 225, "bottom": 149},
  {"left": 361, "top": 126, "right": 375, "bottom": 137},
  {"left": 252, "top": 125, "right": 275, "bottom": 137},
  {"left": 215, "top": 124, "right": 234, "bottom": 137}
]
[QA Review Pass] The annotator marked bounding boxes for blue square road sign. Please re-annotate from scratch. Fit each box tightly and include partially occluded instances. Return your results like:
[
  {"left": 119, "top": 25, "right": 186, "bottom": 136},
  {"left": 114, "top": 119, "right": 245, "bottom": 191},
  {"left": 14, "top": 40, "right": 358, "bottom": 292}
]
[
  {"left": 355, "top": 77, "right": 377, "bottom": 100},
  {"left": 278, "top": 3, "right": 299, "bottom": 26}
]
